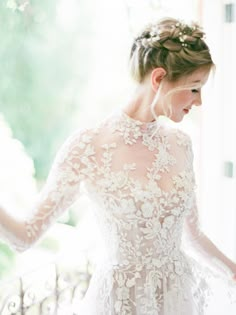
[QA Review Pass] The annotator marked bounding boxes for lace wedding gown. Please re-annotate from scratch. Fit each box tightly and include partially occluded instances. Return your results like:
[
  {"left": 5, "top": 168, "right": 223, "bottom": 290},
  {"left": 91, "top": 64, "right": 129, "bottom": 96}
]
[{"left": 0, "top": 110, "right": 236, "bottom": 314}]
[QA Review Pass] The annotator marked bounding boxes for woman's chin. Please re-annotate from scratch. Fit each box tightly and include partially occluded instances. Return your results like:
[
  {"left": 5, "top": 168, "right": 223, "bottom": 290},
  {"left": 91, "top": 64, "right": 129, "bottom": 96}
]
[{"left": 169, "top": 115, "right": 184, "bottom": 123}]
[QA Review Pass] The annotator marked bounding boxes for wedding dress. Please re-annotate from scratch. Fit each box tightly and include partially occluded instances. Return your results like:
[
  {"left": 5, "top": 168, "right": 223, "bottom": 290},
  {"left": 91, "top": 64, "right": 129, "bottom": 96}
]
[{"left": 0, "top": 109, "right": 236, "bottom": 314}]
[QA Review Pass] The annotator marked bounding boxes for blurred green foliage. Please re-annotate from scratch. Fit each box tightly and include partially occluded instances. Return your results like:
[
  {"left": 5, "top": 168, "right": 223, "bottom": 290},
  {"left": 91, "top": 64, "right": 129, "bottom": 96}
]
[
  {"left": 0, "top": 0, "right": 96, "bottom": 279},
  {"left": 0, "top": 0, "right": 94, "bottom": 180}
]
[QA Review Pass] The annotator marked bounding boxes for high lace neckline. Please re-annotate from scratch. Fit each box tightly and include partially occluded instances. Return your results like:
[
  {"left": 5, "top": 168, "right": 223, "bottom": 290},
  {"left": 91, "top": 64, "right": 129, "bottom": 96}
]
[
  {"left": 108, "top": 109, "right": 162, "bottom": 147},
  {"left": 119, "top": 109, "right": 161, "bottom": 131}
]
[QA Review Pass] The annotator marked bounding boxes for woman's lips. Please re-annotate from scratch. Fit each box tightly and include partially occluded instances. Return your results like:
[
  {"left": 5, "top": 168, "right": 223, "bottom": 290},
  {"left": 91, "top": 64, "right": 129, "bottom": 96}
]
[{"left": 183, "top": 109, "right": 189, "bottom": 114}]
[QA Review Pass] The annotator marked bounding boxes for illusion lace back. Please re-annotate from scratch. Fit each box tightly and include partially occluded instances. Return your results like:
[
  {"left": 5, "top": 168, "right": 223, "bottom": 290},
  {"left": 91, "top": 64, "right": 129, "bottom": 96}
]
[{"left": 0, "top": 110, "right": 236, "bottom": 314}]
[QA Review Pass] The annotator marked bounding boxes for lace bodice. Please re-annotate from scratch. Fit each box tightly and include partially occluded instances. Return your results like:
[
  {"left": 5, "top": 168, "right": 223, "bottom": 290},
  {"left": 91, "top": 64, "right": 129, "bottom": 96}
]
[
  {"left": 83, "top": 113, "right": 196, "bottom": 267},
  {"left": 0, "top": 110, "right": 235, "bottom": 314}
]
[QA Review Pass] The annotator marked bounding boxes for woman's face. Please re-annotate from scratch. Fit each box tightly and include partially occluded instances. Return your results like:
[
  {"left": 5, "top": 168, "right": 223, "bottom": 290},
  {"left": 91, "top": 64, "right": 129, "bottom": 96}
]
[{"left": 158, "top": 68, "right": 210, "bottom": 122}]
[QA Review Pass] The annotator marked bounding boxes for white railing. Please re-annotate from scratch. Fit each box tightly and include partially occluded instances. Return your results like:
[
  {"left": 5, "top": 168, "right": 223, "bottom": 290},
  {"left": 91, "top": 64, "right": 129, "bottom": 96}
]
[{"left": 0, "top": 262, "right": 91, "bottom": 315}]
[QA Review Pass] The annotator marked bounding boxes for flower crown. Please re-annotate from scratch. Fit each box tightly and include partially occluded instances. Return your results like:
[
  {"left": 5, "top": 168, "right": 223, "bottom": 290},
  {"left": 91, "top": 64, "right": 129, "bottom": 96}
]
[{"left": 137, "top": 21, "right": 205, "bottom": 50}]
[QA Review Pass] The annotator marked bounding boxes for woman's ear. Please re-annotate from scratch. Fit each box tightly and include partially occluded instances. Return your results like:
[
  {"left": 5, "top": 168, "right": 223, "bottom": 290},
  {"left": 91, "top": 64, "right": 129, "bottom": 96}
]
[{"left": 151, "top": 67, "right": 167, "bottom": 91}]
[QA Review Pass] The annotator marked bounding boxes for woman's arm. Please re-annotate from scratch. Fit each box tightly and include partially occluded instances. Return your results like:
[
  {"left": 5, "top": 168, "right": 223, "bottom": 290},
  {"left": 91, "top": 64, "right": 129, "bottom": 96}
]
[
  {"left": 0, "top": 129, "right": 95, "bottom": 252},
  {"left": 183, "top": 134, "right": 236, "bottom": 279},
  {"left": 184, "top": 194, "right": 236, "bottom": 279}
]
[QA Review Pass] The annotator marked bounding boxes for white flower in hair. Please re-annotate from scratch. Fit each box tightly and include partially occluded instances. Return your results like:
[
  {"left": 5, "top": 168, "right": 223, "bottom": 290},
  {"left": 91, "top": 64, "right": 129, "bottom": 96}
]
[
  {"left": 150, "top": 25, "right": 160, "bottom": 38},
  {"left": 141, "top": 38, "right": 149, "bottom": 47},
  {"left": 146, "top": 25, "right": 160, "bottom": 44}
]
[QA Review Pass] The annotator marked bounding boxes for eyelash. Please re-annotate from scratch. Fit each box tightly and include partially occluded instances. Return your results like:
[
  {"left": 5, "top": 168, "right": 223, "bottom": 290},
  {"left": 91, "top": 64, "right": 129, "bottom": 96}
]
[{"left": 191, "top": 89, "right": 199, "bottom": 93}]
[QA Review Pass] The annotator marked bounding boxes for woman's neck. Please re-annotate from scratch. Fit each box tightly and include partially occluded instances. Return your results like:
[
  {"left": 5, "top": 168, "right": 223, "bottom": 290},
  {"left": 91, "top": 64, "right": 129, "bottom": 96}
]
[{"left": 122, "top": 83, "right": 157, "bottom": 123}]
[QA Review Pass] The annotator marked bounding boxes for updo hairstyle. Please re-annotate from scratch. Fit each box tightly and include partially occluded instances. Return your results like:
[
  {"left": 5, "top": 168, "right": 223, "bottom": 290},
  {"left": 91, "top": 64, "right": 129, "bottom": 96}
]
[{"left": 129, "top": 17, "right": 214, "bottom": 83}]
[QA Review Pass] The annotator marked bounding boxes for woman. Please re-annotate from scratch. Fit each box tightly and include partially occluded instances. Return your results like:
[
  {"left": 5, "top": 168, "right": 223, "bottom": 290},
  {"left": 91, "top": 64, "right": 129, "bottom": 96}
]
[{"left": 0, "top": 17, "right": 236, "bottom": 314}]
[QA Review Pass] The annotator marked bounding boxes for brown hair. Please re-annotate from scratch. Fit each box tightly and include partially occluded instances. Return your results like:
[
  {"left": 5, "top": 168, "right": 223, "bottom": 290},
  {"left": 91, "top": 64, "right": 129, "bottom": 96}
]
[{"left": 129, "top": 17, "right": 214, "bottom": 83}]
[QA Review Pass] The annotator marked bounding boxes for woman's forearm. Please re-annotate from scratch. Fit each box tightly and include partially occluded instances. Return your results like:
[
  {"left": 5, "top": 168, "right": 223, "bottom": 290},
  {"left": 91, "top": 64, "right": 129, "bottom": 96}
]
[
  {"left": 0, "top": 205, "right": 30, "bottom": 252},
  {"left": 193, "top": 232, "right": 236, "bottom": 277}
]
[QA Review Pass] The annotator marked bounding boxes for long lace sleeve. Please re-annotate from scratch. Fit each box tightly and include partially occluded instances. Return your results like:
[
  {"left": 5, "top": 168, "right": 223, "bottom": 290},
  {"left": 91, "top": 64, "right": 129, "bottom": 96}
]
[
  {"left": 0, "top": 129, "right": 95, "bottom": 252},
  {"left": 183, "top": 135, "right": 236, "bottom": 279}
]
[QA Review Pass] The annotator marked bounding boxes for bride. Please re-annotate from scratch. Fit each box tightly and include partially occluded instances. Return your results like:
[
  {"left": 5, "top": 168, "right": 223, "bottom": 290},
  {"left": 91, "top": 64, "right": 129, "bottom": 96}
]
[{"left": 1, "top": 17, "right": 236, "bottom": 314}]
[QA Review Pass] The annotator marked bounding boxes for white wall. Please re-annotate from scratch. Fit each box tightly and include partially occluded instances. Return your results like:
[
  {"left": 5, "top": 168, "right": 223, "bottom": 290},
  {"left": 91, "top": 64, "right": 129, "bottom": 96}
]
[{"left": 200, "top": 0, "right": 236, "bottom": 260}]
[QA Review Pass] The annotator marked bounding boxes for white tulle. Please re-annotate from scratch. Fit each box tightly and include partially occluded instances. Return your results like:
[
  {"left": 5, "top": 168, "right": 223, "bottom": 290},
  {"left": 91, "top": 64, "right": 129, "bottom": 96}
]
[{"left": 1, "top": 109, "right": 236, "bottom": 314}]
